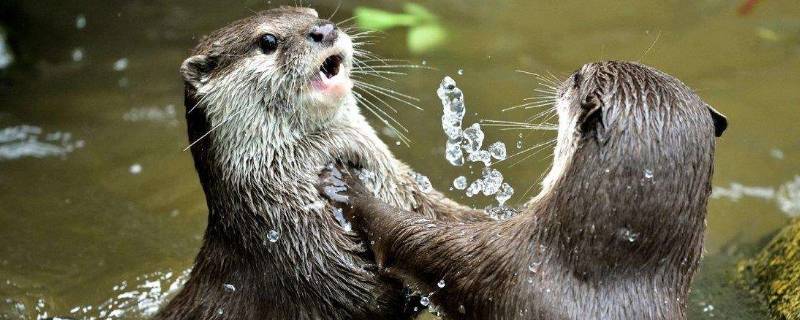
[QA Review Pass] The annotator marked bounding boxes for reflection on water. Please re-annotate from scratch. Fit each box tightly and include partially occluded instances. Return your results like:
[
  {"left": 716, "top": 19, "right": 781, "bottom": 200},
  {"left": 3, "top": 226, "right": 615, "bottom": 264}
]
[
  {"left": 713, "top": 176, "right": 800, "bottom": 217},
  {"left": 0, "top": 126, "right": 84, "bottom": 160},
  {"left": 0, "top": 0, "right": 798, "bottom": 319}
]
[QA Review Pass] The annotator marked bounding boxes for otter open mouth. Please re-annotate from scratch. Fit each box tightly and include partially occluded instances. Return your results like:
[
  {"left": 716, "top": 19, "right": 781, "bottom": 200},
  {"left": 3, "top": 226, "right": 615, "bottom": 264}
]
[
  {"left": 310, "top": 53, "right": 351, "bottom": 97},
  {"left": 320, "top": 54, "right": 343, "bottom": 79}
]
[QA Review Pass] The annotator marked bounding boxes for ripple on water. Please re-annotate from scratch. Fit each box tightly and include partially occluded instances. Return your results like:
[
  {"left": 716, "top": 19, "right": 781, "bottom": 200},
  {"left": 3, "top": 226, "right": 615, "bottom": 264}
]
[
  {"left": 0, "top": 125, "right": 85, "bottom": 161},
  {"left": 68, "top": 269, "right": 190, "bottom": 319},
  {"left": 713, "top": 176, "right": 800, "bottom": 217}
]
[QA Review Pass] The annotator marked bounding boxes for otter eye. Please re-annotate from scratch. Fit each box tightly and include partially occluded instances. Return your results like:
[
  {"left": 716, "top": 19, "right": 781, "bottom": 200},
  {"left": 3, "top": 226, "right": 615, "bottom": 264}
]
[{"left": 259, "top": 34, "right": 278, "bottom": 54}]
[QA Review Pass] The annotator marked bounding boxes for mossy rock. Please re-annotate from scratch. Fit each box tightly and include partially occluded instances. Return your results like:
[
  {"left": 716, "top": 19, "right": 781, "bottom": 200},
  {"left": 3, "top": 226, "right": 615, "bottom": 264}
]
[{"left": 739, "top": 218, "right": 800, "bottom": 320}]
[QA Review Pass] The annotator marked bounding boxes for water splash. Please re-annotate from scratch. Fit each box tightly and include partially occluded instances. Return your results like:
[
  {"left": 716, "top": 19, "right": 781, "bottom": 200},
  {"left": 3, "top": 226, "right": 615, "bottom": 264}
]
[
  {"left": 437, "top": 77, "right": 515, "bottom": 207},
  {"left": 713, "top": 177, "right": 800, "bottom": 217},
  {"left": 0, "top": 125, "right": 85, "bottom": 161}
]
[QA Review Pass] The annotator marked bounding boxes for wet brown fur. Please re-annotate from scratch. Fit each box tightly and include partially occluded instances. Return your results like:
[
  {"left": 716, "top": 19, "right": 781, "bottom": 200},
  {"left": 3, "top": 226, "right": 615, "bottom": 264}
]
[
  {"left": 157, "top": 7, "right": 483, "bottom": 320},
  {"left": 322, "top": 61, "right": 728, "bottom": 320}
]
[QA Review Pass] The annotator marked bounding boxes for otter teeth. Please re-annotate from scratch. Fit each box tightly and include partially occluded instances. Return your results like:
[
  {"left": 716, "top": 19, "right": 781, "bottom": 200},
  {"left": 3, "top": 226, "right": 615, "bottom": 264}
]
[{"left": 320, "top": 54, "right": 343, "bottom": 79}]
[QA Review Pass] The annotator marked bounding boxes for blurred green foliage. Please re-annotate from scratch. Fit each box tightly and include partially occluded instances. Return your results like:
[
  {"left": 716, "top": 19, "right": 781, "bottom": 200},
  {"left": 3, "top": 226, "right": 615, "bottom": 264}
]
[{"left": 354, "top": 3, "right": 446, "bottom": 54}]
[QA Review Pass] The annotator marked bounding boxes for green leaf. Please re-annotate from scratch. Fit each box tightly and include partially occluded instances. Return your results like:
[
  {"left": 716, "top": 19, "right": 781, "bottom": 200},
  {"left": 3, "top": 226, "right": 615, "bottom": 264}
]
[
  {"left": 407, "top": 24, "right": 446, "bottom": 54},
  {"left": 354, "top": 7, "right": 418, "bottom": 31},
  {"left": 403, "top": 3, "right": 438, "bottom": 24}
]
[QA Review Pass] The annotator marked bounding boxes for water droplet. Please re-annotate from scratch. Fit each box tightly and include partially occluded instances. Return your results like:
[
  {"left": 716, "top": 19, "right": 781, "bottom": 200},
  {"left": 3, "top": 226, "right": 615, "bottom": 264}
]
[
  {"left": 75, "top": 15, "right": 87, "bottom": 29},
  {"left": 333, "top": 207, "right": 352, "bottom": 232},
  {"left": 420, "top": 295, "right": 430, "bottom": 306},
  {"left": 496, "top": 183, "right": 514, "bottom": 206},
  {"left": 414, "top": 173, "right": 433, "bottom": 193},
  {"left": 421, "top": 60, "right": 427, "bottom": 65},
  {"left": 516, "top": 140, "right": 523, "bottom": 149},
  {"left": 465, "top": 179, "right": 484, "bottom": 197},
  {"left": 437, "top": 279, "right": 445, "bottom": 288},
  {"left": 113, "top": 58, "right": 129, "bottom": 71},
  {"left": 619, "top": 228, "right": 639, "bottom": 242},
  {"left": 453, "top": 176, "right": 468, "bottom": 190},
  {"left": 129, "top": 163, "right": 142, "bottom": 175},
  {"left": 644, "top": 169, "right": 654, "bottom": 179},
  {"left": 488, "top": 141, "right": 507, "bottom": 160},
  {"left": 457, "top": 69, "right": 464, "bottom": 75},
  {"left": 467, "top": 149, "right": 492, "bottom": 166},
  {"left": 395, "top": 141, "right": 401, "bottom": 146},
  {"left": 223, "top": 283, "right": 236, "bottom": 292},
  {"left": 480, "top": 168, "right": 503, "bottom": 196},
  {"left": 217, "top": 308, "right": 224, "bottom": 315},
  {"left": 771, "top": 148, "right": 784, "bottom": 160},
  {"left": 266, "top": 230, "right": 280, "bottom": 243},
  {"left": 461, "top": 123, "right": 485, "bottom": 154},
  {"left": 71, "top": 48, "right": 84, "bottom": 62},
  {"left": 445, "top": 139, "right": 464, "bottom": 166},
  {"left": 458, "top": 304, "right": 466, "bottom": 314}
]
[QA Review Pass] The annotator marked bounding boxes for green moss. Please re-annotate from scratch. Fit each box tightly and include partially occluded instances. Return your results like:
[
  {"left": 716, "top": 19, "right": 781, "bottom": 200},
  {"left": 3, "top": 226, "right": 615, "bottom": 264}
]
[{"left": 739, "top": 219, "right": 800, "bottom": 320}]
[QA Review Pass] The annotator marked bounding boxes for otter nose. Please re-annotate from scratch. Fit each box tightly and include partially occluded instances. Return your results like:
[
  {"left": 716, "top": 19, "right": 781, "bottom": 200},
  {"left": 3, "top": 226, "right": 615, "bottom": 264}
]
[{"left": 308, "top": 23, "right": 338, "bottom": 44}]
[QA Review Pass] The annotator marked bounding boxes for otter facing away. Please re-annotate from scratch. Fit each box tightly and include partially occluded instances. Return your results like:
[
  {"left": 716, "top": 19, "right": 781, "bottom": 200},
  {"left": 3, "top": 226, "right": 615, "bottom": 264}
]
[
  {"left": 319, "top": 61, "right": 728, "bottom": 319},
  {"left": 157, "top": 7, "right": 487, "bottom": 320}
]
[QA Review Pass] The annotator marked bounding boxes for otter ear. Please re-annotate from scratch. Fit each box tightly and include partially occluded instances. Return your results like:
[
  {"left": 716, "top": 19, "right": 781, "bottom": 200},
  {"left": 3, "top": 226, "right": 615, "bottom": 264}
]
[
  {"left": 579, "top": 93, "right": 607, "bottom": 143},
  {"left": 181, "top": 55, "right": 216, "bottom": 89},
  {"left": 706, "top": 105, "right": 728, "bottom": 137}
]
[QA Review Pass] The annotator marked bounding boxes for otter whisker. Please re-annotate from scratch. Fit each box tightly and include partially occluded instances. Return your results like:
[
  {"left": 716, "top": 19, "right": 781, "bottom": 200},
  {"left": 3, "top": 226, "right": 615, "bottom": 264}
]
[
  {"left": 523, "top": 101, "right": 557, "bottom": 110},
  {"left": 526, "top": 109, "right": 556, "bottom": 124},
  {"left": 353, "top": 64, "right": 432, "bottom": 70},
  {"left": 480, "top": 120, "right": 558, "bottom": 131},
  {"left": 545, "top": 70, "right": 563, "bottom": 83},
  {"left": 327, "top": 1, "right": 342, "bottom": 20},
  {"left": 532, "top": 88, "right": 557, "bottom": 96},
  {"left": 522, "top": 95, "right": 557, "bottom": 102},
  {"left": 352, "top": 70, "right": 408, "bottom": 76},
  {"left": 354, "top": 85, "right": 399, "bottom": 114},
  {"left": 353, "top": 93, "right": 411, "bottom": 146},
  {"left": 507, "top": 139, "right": 556, "bottom": 168},
  {"left": 516, "top": 70, "right": 560, "bottom": 87},
  {"left": 352, "top": 73, "right": 396, "bottom": 83},
  {"left": 336, "top": 16, "right": 358, "bottom": 26},
  {"left": 638, "top": 30, "right": 662, "bottom": 62},
  {"left": 183, "top": 102, "right": 254, "bottom": 151},
  {"left": 493, "top": 138, "right": 555, "bottom": 167},
  {"left": 353, "top": 80, "right": 422, "bottom": 111},
  {"left": 352, "top": 91, "right": 409, "bottom": 132},
  {"left": 502, "top": 99, "right": 555, "bottom": 112},
  {"left": 353, "top": 58, "right": 408, "bottom": 64}
]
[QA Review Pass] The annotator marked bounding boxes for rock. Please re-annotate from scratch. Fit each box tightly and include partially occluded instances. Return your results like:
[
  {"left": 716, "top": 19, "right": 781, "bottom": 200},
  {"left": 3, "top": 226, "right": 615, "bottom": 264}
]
[{"left": 738, "top": 218, "right": 800, "bottom": 320}]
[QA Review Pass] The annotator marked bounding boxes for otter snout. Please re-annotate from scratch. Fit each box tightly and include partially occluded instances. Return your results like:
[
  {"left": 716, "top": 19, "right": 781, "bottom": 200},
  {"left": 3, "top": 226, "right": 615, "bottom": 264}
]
[{"left": 308, "top": 22, "right": 338, "bottom": 45}]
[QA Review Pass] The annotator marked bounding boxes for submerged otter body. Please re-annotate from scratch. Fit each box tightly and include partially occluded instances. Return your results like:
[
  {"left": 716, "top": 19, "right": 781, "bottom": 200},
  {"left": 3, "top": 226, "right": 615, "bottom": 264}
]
[
  {"left": 157, "top": 7, "right": 483, "bottom": 320},
  {"left": 320, "top": 61, "right": 728, "bottom": 319}
]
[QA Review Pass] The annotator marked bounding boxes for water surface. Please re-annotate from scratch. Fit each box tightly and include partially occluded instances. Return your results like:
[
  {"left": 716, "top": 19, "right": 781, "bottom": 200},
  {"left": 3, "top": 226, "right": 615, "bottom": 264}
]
[{"left": 1, "top": 0, "right": 798, "bottom": 318}]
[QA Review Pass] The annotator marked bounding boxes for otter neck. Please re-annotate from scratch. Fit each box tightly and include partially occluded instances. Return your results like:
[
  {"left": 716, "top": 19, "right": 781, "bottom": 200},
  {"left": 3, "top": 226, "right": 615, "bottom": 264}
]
[{"left": 536, "top": 136, "right": 713, "bottom": 280}]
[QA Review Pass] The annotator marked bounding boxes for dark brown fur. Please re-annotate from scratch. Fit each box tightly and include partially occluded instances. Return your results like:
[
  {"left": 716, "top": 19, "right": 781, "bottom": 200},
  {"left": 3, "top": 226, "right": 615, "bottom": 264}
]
[
  {"left": 157, "top": 7, "right": 484, "bottom": 320},
  {"left": 320, "top": 61, "right": 728, "bottom": 320}
]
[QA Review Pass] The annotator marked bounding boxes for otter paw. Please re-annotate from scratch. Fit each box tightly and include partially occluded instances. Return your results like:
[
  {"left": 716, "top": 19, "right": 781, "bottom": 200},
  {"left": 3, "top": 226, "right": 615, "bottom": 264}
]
[{"left": 318, "top": 164, "right": 352, "bottom": 204}]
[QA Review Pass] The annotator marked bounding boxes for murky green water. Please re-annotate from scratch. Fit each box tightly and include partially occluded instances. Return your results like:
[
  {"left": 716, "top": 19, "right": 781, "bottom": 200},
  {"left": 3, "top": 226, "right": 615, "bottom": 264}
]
[{"left": 1, "top": 0, "right": 798, "bottom": 319}]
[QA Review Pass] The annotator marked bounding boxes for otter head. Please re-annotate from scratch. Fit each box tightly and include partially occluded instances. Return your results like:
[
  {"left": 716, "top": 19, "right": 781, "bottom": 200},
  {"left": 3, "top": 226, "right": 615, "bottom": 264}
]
[
  {"left": 539, "top": 61, "right": 728, "bottom": 271},
  {"left": 543, "top": 61, "right": 727, "bottom": 193},
  {"left": 181, "top": 7, "right": 355, "bottom": 145}
]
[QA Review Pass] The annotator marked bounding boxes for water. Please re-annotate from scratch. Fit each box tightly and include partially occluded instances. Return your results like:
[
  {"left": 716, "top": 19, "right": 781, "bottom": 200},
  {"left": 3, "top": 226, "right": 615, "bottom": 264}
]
[{"left": 0, "top": 0, "right": 798, "bottom": 319}]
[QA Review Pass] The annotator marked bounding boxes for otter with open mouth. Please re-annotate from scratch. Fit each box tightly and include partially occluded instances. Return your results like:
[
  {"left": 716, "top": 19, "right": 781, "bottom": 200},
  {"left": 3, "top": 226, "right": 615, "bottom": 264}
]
[
  {"left": 319, "top": 61, "right": 728, "bottom": 319},
  {"left": 156, "top": 7, "right": 487, "bottom": 320}
]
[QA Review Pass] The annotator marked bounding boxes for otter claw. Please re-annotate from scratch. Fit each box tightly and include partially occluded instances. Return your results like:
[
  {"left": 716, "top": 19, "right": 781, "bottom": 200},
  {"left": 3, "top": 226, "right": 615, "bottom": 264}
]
[{"left": 322, "top": 185, "right": 350, "bottom": 204}]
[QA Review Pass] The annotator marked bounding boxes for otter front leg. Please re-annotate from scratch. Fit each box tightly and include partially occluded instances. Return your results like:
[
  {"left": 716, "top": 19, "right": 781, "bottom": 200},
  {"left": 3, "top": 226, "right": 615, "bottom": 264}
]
[{"left": 319, "top": 168, "right": 512, "bottom": 318}]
